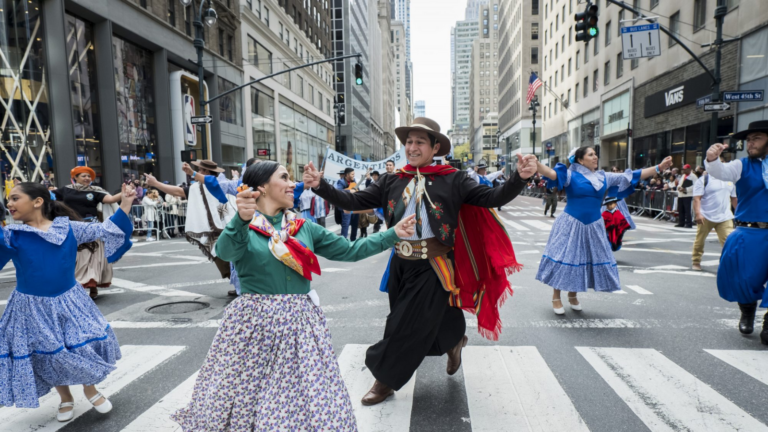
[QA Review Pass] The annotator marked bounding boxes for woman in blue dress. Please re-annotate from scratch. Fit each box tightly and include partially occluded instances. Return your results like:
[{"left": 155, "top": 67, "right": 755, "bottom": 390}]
[
  {"left": 533, "top": 147, "right": 672, "bottom": 314},
  {"left": 0, "top": 182, "right": 134, "bottom": 421}
]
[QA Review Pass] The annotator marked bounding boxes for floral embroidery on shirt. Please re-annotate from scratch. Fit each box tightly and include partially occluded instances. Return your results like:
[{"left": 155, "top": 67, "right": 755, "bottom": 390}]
[
  {"left": 439, "top": 224, "right": 451, "bottom": 241},
  {"left": 387, "top": 199, "right": 396, "bottom": 216},
  {"left": 430, "top": 202, "right": 445, "bottom": 220}
]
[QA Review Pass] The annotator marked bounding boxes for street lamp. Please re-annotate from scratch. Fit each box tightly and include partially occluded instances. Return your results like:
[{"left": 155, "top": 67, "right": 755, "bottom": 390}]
[
  {"left": 528, "top": 95, "right": 540, "bottom": 160},
  {"left": 180, "top": 0, "right": 218, "bottom": 160}
]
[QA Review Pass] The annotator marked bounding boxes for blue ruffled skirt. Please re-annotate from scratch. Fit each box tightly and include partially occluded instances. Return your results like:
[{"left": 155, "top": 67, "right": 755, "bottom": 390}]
[
  {"left": 0, "top": 284, "right": 121, "bottom": 408},
  {"left": 536, "top": 212, "right": 621, "bottom": 292},
  {"left": 717, "top": 227, "right": 768, "bottom": 307}
]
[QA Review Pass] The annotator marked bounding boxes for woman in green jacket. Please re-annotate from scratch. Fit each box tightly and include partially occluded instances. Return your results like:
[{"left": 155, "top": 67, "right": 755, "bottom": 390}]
[{"left": 172, "top": 161, "right": 415, "bottom": 431}]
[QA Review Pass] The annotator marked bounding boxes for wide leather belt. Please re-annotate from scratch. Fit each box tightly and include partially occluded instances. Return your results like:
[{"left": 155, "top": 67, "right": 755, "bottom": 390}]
[
  {"left": 395, "top": 238, "right": 452, "bottom": 260},
  {"left": 735, "top": 221, "right": 768, "bottom": 229}
]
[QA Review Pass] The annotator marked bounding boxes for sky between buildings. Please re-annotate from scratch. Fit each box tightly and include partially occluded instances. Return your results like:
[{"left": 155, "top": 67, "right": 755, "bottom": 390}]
[{"left": 411, "top": 0, "right": 467, "bottom": 133}]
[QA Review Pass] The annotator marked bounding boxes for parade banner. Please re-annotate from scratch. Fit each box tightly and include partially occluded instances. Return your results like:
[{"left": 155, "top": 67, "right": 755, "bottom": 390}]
[{"left": 321, "top": 147, "right": 407, "bottom": 184}]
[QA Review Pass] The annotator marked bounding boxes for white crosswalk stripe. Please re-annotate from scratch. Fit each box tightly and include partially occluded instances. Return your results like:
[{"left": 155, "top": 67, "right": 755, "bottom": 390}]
[
  {"left": 463, "top": 346, "right": 588, "bottom": 431},
  {"left": 577, "top": 347, "right": 768, "bottom": 432},
  {"left": 624, "top": 285, "right": 653, "bottom": 295},
  {"left": 121, "top": 371, "right": 198, "bottom": 432},
  {"left": 705, "top": 349, "right": 768, "bottom": 386},
  {"left": 0, "top": 345, "right": 185, "bottom": 432},
  {"left": 498, "top": 216, "right": 530, "bottom": 231},
  {"left": 520, "top": 220, "right": 553, "bottom": 231},
  {"left": 337, "top": 344, "right": 416, "bottom": 432}
]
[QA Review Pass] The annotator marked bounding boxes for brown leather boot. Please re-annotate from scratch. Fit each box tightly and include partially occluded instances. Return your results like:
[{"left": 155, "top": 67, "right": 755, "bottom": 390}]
[
  {"left": 446, "top": 335, "right": 468, "bottom": 375},
  {"left": 361, "top": 380, "right": 394, "bottom": 406}
]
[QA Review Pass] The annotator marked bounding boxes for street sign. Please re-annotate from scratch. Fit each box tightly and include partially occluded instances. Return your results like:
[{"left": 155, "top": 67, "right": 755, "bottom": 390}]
[
  {"left": 545, "top": 141, "right": 553, "bottom": 150},
  {"left": 723, "top": 91, "right": 764, "bottom": 102},
  {"left": 191, "top": 115, "right": 213, "bottom": 125},
  {"left": 621, "top": 23, "right": 661, "bottom": 59},
  {"left": 703, "top": 102, "right": 731, "bottom": 112},
  {"left": 547, "top": 149, "right": 555, "bottom": 156},
  {"left": 696, "top": 95, "right": 712, "bottom": 108}
]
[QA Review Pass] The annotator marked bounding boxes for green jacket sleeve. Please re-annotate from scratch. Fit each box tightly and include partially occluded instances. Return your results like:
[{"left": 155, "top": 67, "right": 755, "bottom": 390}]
[
  {"left": 216, "top": 215, "right": 251, "bottom": 262},
  {"left": 311, "top": 223, "right": 399, "bottom": 262}
]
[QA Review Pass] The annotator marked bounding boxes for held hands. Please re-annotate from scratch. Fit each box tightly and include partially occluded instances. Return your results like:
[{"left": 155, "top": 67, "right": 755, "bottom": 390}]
[
  {"left": 236, "top": 187, "right": 261, "bottom": 222},
  {"left": 119, "top": 183, "right": 136, "bottom": 212},
  {"left": 394, "top": 214, "right": 417, "bottom": 239},
  {"left": 516, "top": 153, "right": 538, "bottom": 179},
  {"left": 182, "top": 162, "right": 194, "bottom": 177},
  {"left": 706, "top": 143, "right": 727, "bottom": 162},
  {"left": 231, "top": 169, "right": 240, "bottom": 179},
  {"left": 302, "top": 161, "right": 324, "bottom": 189}
]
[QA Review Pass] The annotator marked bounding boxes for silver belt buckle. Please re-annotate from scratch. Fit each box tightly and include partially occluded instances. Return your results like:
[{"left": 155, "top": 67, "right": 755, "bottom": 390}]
[{"left": 396, "top": 241, "right": 413, "bottom": 257}]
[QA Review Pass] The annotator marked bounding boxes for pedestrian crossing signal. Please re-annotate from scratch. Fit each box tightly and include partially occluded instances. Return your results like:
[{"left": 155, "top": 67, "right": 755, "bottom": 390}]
[{"left": 355, "top": 63, "right": 363, "bottom": 86}]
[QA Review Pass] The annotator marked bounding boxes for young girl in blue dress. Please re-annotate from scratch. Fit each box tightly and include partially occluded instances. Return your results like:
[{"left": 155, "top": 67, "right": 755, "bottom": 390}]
[
  {"left": 533, "top": 147, "right": 672, "bottom": 314},
  {"left": 0, "top": 182, "right": 134, "bottom": 421}
]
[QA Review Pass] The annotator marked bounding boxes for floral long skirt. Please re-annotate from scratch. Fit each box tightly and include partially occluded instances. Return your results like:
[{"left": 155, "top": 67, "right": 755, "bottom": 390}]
[{"left": 171, "top": 293, "right": 357, "bottom": 431}]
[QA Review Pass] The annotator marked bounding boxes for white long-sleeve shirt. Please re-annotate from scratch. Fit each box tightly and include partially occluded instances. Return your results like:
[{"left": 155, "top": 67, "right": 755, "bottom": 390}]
[{"left": 704, "top": 157, "right": 743, "bottom": 183}]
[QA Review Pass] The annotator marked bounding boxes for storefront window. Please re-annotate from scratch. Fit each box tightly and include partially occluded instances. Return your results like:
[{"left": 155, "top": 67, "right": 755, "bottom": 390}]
[
  {"left": 67, "top": 15, "right": 103, "bottom": 185},
  {"left": 280, "top": 102, "right": 296, "bottom": 181},
  {"left": 218, "top": 77, "right": 242, "bottom": 125},
  {"left": 113, "top": 36, "right": 157, "bottom": 179},
  {"left": 251, "top": 87, "right": 275, "bottom": 161},
  {"left": 0, "top": 0, "right": 53, "bottom": 183}
]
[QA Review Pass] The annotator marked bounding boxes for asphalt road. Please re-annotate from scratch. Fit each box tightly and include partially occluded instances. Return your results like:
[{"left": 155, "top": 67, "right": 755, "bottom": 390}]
[{"left": 2, "top": 195, "right": 767, "bottom": 432}]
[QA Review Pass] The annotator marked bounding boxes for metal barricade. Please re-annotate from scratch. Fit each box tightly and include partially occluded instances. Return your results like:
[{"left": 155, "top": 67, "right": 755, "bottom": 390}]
[
  {"left": 129, "top": 204, "right": 161, "bottom": 241},
  {"left": 158, "top": 200, "right": 187, "bottom": 239}
]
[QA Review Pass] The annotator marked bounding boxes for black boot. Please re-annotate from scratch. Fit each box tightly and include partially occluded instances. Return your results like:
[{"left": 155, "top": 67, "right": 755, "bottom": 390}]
[
  {"left": 738, "top": 302, "right": 758, "bottom": 335},
  {"left": 761, "top": 311, "right": 768, "bottom": 345}
]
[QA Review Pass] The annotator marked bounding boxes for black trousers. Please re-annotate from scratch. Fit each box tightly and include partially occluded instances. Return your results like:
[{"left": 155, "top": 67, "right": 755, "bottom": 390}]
[
  {"left": 678, "top": 196, "right": 693, "bottom": 227},
  {"left": 365, "top": 256, "right": 466, "bottom": 390}
]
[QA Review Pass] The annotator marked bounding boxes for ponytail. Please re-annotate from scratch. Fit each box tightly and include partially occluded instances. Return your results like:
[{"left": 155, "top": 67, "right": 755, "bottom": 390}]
[{"left": 16, "top": 183, "right": 83, "bottom": 222}]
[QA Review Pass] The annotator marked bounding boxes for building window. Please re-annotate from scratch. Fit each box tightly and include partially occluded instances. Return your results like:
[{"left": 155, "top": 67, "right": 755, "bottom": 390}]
[
  {"left": 569, "top": 26, "right": 572, "bottom": 45},
  {"left": 298, "top": 75, "right": 304, "bottom": 97},
  {"left": 140, "top": 0, "right": 148, "bottom": 8},
  {"left": 532, "top": 22, "right": 539, "bottom": 39},
  {"left": 583, "top": 77, "right": 588, "bottom": 97},
  {"left": 631, "top": 57, "right": 639, "bottom": 69},
  {"left": 251, "top": 87, "right": 276, "bottom": 161},
  {"left": 309, "top": 84, "right": 314, "bottom": 103},
  {"left": 727, "top": 0, "right": 739, "bottom": 10},
  {"left": 575, "top": 83, "right": 580, "bottom": 102},
  {"left": 280, "top": 22, "right": 284, "bottom": 39},
  {"left": 185, "top": 6, "right": 192, "bottom": 36},
  {"left": 593, "top": 69, "right": 599, "bottom": 92},
  {"left": 556, "top": 15, "right": 559, "bottom": 31},
  {"left": 568, "top": 58, "right": 572, "bottom": 76},
  {"left": 593, "top": 33, "right": 599, "bottom": 55},
  {"left": 605, "top": 21, "right": 611, "bottom": 45},
  {"left": 218, "top": 29, "right": 225, "bottom": 56},
  {"left": 576, "top": 50, "right": 580, "bottom": 69},
  {"left": 218, "top": 77, "right": 242, "bottom": 126},
  {"left": 264, "top": 7, "right": 270, "bottom": 26},
  {"left": 532, "top": 0, "right": 539, "bottom": 15},
  {"left": 227, "top": 35, "right": 234, "bottom": 62},
  {"left": 618, "top": 11, "right": 624, "bottom": 36},
  {"left": 67, "top": 14, "right": 103, "bottom": 183},
  {"left": 604, "top": 61, "right": 610, "bottom": 86},
  {"left": 651, "top": 0, "right": 659, "bottom": 8},
  {"left": 555, "top": 71, "right": 558, "bottom": 86},
  {"left": 248, "top": 36, "right": 273, "bottom": 74},
  {"left": 283, "top": 63, "right": 292, "bottom": 88},
  {"left": 113, "top": 36, "right": 156, "bottom": 177},
  {"left": 617, "top": 54, "right": 624, "bottom": 78},
  {"left": 555, "top": 43, "right": 559, "bottom": 58},
  {"left": 168, "top": 1, "right": 176, "bottom": 27},
  {"left": 669, "top": 12, "right": 680, "bottom": 46}
]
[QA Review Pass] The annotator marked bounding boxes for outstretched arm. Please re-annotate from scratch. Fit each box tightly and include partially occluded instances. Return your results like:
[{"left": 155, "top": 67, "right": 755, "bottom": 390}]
[
  {"left": 145, "top": 173, "right": 187, "bottom": 198},
  {"left": 304, "top": 161, "right": 383, "bottom": 210}
]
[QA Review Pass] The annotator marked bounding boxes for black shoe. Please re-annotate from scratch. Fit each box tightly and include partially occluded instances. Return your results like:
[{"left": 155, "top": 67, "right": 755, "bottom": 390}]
[
  {"left": 738, "top": 302, "right": 758, "bottom": 335},
  {"left": 674, "top": 224, "right": 684, "bottom": 228},
  {"left": 761, "top": 311, "right": 768, "bottom": 345}
]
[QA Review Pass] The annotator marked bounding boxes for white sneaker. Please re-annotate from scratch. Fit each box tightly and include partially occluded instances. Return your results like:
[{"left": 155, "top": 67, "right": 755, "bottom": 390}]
[
  {"left": 57, "top": 402, "right": 75, "bottom": 422},
  {"left": 146, "top": 237, "right": 155, "bottom": 242},
  {"left": 88, "top": 392, "right": 112, "bottom": 414}
]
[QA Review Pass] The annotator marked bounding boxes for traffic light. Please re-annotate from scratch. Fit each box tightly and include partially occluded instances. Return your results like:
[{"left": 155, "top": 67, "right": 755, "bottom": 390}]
[
  {"left": 354, "top": 62, "right": 363, "bottom": 85},
  {"left": 575, "top": 2, "right": 599, "bottom": 43}
]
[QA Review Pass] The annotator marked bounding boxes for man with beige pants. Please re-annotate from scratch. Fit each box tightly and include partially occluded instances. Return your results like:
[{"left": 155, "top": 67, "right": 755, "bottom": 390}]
[{"left": 691, "top": 162, "right": 738, "bottom": 271}]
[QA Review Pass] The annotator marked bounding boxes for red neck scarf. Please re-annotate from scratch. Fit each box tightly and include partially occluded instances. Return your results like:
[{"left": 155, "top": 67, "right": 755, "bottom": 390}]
[{"left": 394, "top": 163, "right": 522, "bottom": 340}]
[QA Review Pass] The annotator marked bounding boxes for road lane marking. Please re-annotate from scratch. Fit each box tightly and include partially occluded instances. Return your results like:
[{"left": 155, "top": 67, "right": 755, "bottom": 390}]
[
  {"left": 498, "top": 216, "right": 530, "bottom": 231},
  {"left": 323, "top": 268, "right": 350, "bottom": 273},
  {"left": 700, "top": 259, "right": 721, "bottom": 267},
  {"left": 613, "top": 290, "right": 628, "bottom": 294},
  {"left": 0, "top": 345, "right": 185, "bottom": 431},
  {"left": 125, "top": 252, "right": 208, "bottom": 262},
  {"left": 321, "top": 299, "right": 388, "bottom": 313},
  {"left": 521, "top": 220, "right": 553, "bottom": 231},
  {"left": 110, "top": 320, "right": 221, "bottom": 329},
  {"left": 633, "top": 269, "right": 715, "bottom": 277},
  {"left": 114, "top": 262, "right": 201, "bottom": 270},
  {"left": 338, "top": 344, "right": 415, "bottom": 432},
  {"left": 577, "top": 347, "right": 768, "bottom": 432},
  {"left": 121, "top": 371, "right": 198, "bottom": 432},
  {"left": 515, "top": 250, "right": 541, "bottom": 255},
  {"left": 704, "top": 350, "right": 768, "bottom": 386},
  {"left": 463, "top": 346, "right": 589, "bottom": 431},
  {"left": 625, "top": 285, "right": 653, "bottom": 295},
  {"left": 110, "top": 278, "right": 203, "bottom": 297}
]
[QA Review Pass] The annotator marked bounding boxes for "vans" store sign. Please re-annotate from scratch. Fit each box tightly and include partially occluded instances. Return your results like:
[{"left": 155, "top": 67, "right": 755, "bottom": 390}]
[{"left": 644, "top": 74, "right": 712, "bottom": 117}]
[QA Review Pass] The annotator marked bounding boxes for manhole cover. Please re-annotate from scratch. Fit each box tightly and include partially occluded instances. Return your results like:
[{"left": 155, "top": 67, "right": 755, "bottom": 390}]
[{"left": 147, "top": 301, "right": 209, "bottom": 315}]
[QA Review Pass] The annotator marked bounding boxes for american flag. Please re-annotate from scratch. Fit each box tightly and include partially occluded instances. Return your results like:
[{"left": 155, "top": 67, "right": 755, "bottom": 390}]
[{"left": 526, "top": 73, "right": 543, "bottom": 105}]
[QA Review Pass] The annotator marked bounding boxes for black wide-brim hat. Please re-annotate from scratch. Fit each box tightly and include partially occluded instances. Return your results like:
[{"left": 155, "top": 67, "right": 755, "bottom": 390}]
[
  {"left": 732, "top": 120, "right": 768, "bottom": 140},
  {"left": 476, "top": 164, "right": 489, "bottom": 170},
  {"left": 395, "top": 117, "right": 452, "bottom": 157},
  {"left": 603, "top": 196, "right": 620, "bottom": 206}
]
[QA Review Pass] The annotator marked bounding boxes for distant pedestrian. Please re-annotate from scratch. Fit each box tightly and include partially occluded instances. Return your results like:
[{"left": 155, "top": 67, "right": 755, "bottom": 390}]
[
  {"left": 675, "top": 164, "right": 698, "bottom": 228},
  {"left": 141, "top": 188, "right": 162, "bottom": 241},
  {"left": 336, "top": 168, "right": 359, "bottom": 240},
  {"left": 544, "top": 184, "right": 558, "bottom": 217},
  {"left": 691, "top": 161, "right": 737, "bottom": 271}
]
